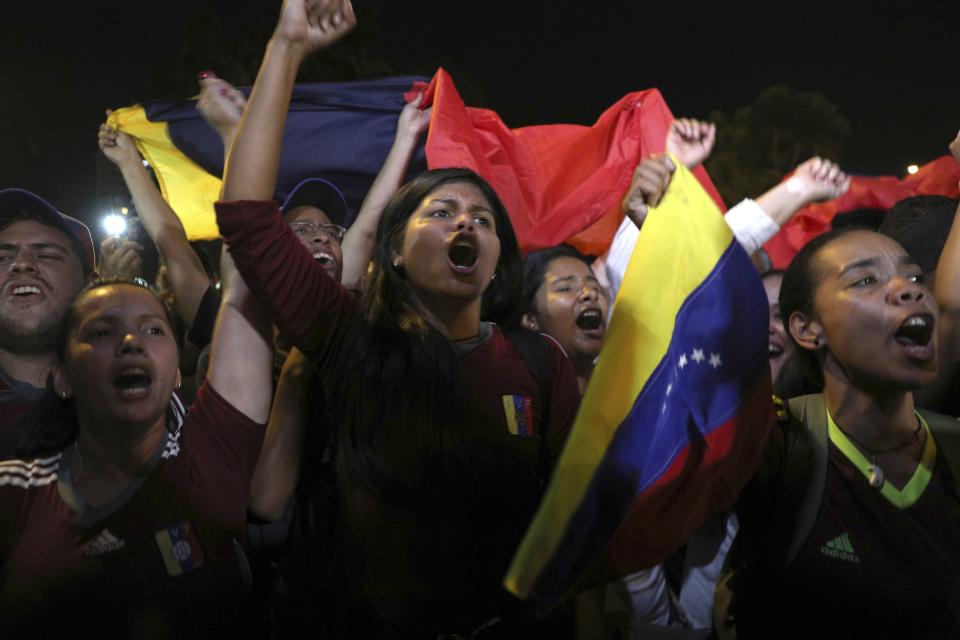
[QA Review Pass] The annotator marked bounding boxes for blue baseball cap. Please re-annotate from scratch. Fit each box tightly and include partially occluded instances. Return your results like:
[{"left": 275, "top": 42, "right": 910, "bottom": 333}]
[
  {"left": 280, "top": 178, "right": 348, "bottom": 227},
  {"left": 0, "top": 188, "right": 96, "bottom": 275}
]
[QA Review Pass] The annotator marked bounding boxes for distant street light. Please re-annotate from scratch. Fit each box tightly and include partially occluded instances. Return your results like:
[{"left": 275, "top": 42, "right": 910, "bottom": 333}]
[{"left": 907, "top": 164, "right": 919, "bottom": 175}]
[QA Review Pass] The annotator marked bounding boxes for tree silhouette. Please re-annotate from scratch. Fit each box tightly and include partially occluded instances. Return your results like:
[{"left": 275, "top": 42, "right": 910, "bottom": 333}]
[{"left": 706, "top": 85, "right": 850, "bottom": 204}]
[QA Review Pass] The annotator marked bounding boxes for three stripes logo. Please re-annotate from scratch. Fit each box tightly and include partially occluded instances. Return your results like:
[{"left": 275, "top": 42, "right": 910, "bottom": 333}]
[{"left": 820, "top": 532, "right": 860, "bottom": 563}]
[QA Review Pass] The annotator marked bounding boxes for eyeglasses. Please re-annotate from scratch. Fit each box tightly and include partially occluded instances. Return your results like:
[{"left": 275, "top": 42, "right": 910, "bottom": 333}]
[{"left": 288, "top": 221, "right": 346, "bottom": 243}]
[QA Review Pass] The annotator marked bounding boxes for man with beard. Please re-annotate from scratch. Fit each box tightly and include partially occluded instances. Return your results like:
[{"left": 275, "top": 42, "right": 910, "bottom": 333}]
[{"left": 0, "top": 189, "right": 95, "bottom": 457}]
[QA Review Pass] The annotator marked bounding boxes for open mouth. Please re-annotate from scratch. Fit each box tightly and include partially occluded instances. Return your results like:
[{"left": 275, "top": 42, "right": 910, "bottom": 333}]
[
  {"left": 10, "top": 284, "right": 42, "bottom": 298},
  {"left": 768, "top": 342, "right": 784, "bottom": 359},
  {"left": 313, "top": 251, "right": 337, "bottom": 268},
  {"left": 894, "top": 313, "right": 934, "bottom": 348},
  {"left": 576, "top": 308, "right": 604, "bottom": 331},
  {"left": 448, "top": 235, "right": 479, "bottom": 272},
  {"left": 113, "top": 367, "right": 152, "bottom": 398}
]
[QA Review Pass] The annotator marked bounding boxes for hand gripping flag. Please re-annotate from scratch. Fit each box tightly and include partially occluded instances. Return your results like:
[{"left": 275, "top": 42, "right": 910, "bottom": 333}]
[
  {"left": 108, "top": 69, "right": 722, "bottom": 255},
  {"left": 108, "top": 77, "right": 429, "bottom": 239},
  {"left": 419, "top": 69, "right": 724, "bottom": 256},
  {"left": 504, "top": 157, "right": 773, "bottom": 604}
]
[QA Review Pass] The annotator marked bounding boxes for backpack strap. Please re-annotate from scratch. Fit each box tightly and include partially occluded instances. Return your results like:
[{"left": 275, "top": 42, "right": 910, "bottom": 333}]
[
  {"left": 783, "top": 393, "right": 829, "bottom": 565},
  {"left": 918, "top": 409, "right": 960, "bottom": 485},
  {"left": 505, "top": 328, "right": 553, "bottom": 482},
  {"left": 505, "top": 328, "right": 553, "bottom": 432}
]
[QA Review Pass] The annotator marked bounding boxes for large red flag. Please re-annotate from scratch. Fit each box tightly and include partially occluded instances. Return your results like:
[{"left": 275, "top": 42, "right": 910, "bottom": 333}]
[
  {"left": 416, "top": 68, "right": 724, "bottom": 256},
  {"left": 765, "top": 156, "right": 960, "bottom": 268}
]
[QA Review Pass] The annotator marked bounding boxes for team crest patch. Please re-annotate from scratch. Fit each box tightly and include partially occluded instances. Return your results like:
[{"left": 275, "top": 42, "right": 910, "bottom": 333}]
[
  {"left": 502, "top": 394, "right": 535, "bottom": 437},
  {"left": 155, "top": 521, "right": 204, "bottom": 577}
]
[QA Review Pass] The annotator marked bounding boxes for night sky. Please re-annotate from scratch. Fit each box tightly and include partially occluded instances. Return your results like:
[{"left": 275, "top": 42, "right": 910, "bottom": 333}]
[{"left": 2, "top": 0, "right": 957, "bottom": 232}]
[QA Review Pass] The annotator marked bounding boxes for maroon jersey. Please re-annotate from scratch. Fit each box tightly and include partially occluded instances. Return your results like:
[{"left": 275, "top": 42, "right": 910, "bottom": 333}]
[
  {"left": 0, "top": 370, "right": 47, "bottom": 459},
  {"left": 0, "top": 383, "right": 265, "bottom": 635},
  {"left": 217, "top": 200, "right": 581, "bottom": 634},
  {"left": 736, "top": 427, "right": 960, "bottom": 639}
]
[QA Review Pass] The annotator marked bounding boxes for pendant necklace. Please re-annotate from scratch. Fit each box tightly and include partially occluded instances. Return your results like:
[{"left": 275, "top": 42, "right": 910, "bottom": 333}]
[{"left": 835, "top": 418, "right": 922, "bottom": 488}]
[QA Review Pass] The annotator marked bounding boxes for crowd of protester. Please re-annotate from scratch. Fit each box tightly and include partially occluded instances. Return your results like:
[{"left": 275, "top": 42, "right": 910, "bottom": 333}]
[{"left": 1, "top": 0, "right": 959, "bottom": 637}]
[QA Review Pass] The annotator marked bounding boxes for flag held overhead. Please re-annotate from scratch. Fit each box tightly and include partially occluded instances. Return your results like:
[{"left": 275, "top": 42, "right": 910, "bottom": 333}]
[{"left": 504, "top": 157, "right": 773, "bottom": 604}]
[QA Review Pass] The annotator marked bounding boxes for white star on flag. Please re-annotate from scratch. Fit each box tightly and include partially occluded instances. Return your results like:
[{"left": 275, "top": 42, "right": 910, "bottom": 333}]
[
  {"left": 709, "top": 353, "right": 722, "bottom": 369},
  {"left": 679, "top": 354, "right": 688, "bottom": 369},
  {"left": 691, "top": 348, "right": 705, "bottom": 364}
]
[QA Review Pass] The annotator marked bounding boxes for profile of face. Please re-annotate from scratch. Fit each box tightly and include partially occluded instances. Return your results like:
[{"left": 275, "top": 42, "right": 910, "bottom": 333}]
[
  {"left": 53, "top": 284, "right": 180, "bottom": 429},
  {"left": 398, "top": 181, "right": 500, "bottom": 307},
  {"left": 790, "top": 231, "right": 938, "bottom": 392},
  {"left": 284, "top": 205, "right": 344, "bottom": 282},
  {"left": 526, "top": 256, "right": 608, "bottom": 366},
  {"left": 0, "top": 219, "right": 87, "bottom": 355},
  {"left": 763, "top": 272, "right": 794, "bottom": 385}
]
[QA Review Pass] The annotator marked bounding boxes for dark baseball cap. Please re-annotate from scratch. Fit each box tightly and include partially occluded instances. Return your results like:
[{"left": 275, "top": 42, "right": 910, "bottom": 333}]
[
  {"left": 280, "top": 178, "right": 348, "bottom": 227},
  {"left": 0, "top": 188, "right": 96, "bottom": 275}
]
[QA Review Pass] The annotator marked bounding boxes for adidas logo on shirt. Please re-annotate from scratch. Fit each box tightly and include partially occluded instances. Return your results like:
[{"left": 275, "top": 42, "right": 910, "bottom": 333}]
[
  {"left": 820, "top": 532, "right": 860, "bottom": 564},
  {"left": 85, "top": 528, "right": 126, "bottom": 557}
]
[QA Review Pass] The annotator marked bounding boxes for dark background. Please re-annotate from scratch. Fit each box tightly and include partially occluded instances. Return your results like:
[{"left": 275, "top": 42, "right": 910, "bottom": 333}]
[{"left": 2, "top": 0, "right": 957, "bottom": 232}]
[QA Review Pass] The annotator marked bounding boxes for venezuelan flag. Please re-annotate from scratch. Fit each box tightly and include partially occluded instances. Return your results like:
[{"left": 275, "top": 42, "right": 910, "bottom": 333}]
[
  {"left": 108, "top": 77, "right": 428, "bottom": 239},
  {"left": 504, "top": 157, "right": 773, "bottom": 603}
]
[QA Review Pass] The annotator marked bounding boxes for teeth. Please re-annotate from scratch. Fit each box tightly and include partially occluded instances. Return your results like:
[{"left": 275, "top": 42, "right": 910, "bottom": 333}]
[
  {"left": 12, "top": 285, "right": 40, "bottom": 295},
  {"left": 313, "top": 252, "right": 334, "bottom": 265},
  {"left": 904, "top": 316, "right": 928, "bottom": 327}
]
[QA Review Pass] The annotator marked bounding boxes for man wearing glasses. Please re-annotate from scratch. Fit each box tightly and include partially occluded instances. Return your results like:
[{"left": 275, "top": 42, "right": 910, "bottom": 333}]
[{"left": 281, "top": 178, "right": 348, "bottom": 283}]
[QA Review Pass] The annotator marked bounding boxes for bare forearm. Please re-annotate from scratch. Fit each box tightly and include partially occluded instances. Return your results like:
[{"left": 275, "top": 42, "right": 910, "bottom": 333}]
[
  {"left": 341, "top": 132, "right": 419, "bottom": 287},
  {"left": 118, "top": 160, "right": 189, "bottom": 244},
  {"left": 934, "top": 202, "right": 960, "bottom": 361},
  {"left": 208, "top": 250, "right": 274, "bottom": 423},
  {"left": 118, "top": 160, "right": 210, "bottom": 325},
  {"left": 935, "top": 201, "right": 960, "bottom": 310},
  {"left": 223, "top": 37, "right": 304, "bottom": 202},
  {"left": 754, "top": 180, "right": 813, "bottom": 228},
  {"left": 249, "top": 362, "right": 311, "bottom": 520}
]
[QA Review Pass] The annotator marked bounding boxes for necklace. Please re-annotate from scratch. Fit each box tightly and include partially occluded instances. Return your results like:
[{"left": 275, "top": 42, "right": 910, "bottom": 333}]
[{"left": 834, "top": 418, "right": 922, "bottom": 488}]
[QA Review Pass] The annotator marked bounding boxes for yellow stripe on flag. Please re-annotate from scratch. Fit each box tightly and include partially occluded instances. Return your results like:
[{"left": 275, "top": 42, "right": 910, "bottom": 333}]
[
  {"left": 502, "top": 395, "right": 520, "bottom": 435},
  {"left": 108, "top": 106, "right": 222, "bottom": 240},
  {"left": 504, "top": 156, "right": 732, "bottom": 598},
  {"left": 153, "top": 528, "right": 183, "bottom": 577}
]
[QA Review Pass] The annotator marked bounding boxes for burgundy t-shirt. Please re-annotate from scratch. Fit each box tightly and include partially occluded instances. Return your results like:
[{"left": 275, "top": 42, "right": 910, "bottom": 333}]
[
  {"left": 741, "top": 440, "right": 960, "bottom": 638},
  {"left": 0, "top": 383, "right": 265, "bottom": 636},
  {"left": 217, "top": 200, "right": 581, "bottom": 634},
  {"left": 0, "top": 371, "right": 47, "bottom": 459}
]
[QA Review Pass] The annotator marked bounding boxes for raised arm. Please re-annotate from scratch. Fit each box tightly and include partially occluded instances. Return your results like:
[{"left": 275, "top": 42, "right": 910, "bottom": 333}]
[
  {"left": 215, "top": 0, "right": 360, "bottom": 361},
  {"left": 196, "top": 72, "right": 246, "bottom": 152},
  {"left": 340, "top": 93, "right": 431, "bottom": 289},
  {"left": 933, "top": 131, "right": 960, "bottom": 362},
  {"left": 222, "top": 0, "right": 355, "bottom": 202},
  {"left": 98, "top": 121, "right": 211, "bottom": 329},
  {"left": 753, "top": 157, "right": 850, "bottom": 227},
  {"left": 206, "top": 248, "right": 273, "bottom": 423},
  {"left": 248, "top": 348, "right": 314, "bottom": 520}
]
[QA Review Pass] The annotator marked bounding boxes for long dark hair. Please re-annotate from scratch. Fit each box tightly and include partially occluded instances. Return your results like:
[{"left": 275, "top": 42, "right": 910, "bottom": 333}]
[
  {"left": 364, "top": 167, "right": 523, "bottom": 331},
  {"left": 14, "top": 277, "right": 183, "bottom": 458},
  {"left": 332, "top": 168, "right": 523, "bottom": 505},
  {"left": 521, "top": 244, "right": 593, "bottom": 319}
]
